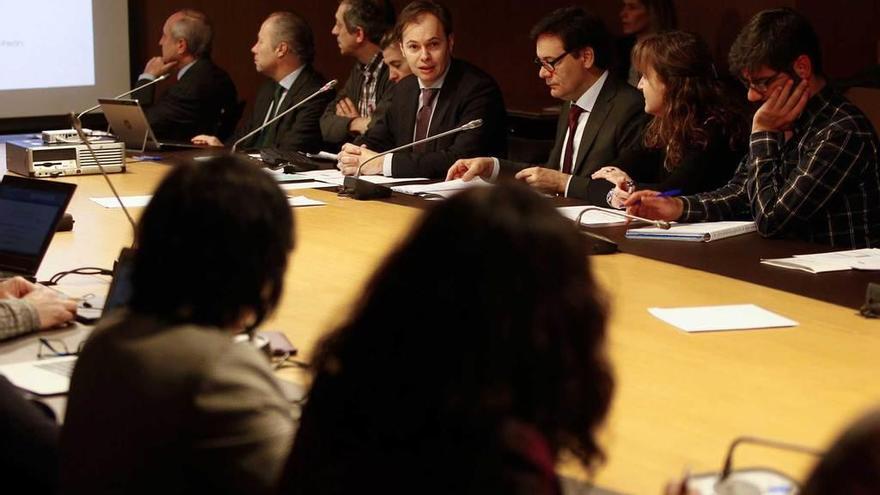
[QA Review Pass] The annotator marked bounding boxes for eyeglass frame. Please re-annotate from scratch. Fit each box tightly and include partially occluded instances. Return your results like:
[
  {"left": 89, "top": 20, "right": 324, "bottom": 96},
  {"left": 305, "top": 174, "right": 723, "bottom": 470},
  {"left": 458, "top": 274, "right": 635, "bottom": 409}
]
[
  {"left": 738, "top": 70, "right": 788, "bottom": 94},
  {"left": 533, "top": 49, "right": 577, "bottom": 74}
]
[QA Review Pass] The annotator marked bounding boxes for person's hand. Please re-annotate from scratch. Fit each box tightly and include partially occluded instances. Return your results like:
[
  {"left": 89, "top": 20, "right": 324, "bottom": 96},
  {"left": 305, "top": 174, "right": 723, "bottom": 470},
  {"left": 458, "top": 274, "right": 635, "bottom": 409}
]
[
  {"left": 0, "top": 276, "right": 36, "bottom": 299},
  {"left": 349, "top": 116, "right": 371, "bottom": 135},
  {"left": 21, "top": 287, "right": 77, "bottom": 330},
  {"left": 446, "top": 157, "right": 495, "bottom": 182},
  {"left": 752, "top": 78, "right": 809, "bottom": 133},
  {"left": 624, "top": 190, "right": 684, "bottom": 222},
  {"left": 191, "top": 135, "right": 223, "bottom": 147},
  {"left": 592, "top": 166, "right": 634, "bottom": 208},
  {"left": 337, "top": 143, "right": 381, "bottom": 175},
  {"left": 515, "top": 167, "right": 568, "bottom": 195},
  {"left": 143, "top": 56, "right": 177, "bottom": 78},
  {"left": 335, "top": 97, "right": 359, "bottom": 119}
]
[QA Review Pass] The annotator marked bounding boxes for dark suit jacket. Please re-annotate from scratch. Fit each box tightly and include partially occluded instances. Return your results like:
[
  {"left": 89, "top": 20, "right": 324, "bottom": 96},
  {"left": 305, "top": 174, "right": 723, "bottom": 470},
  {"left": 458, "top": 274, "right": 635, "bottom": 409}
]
[
  {"left": 320, "top": 60, "right": 392, "bottom": 147},
  {"left": 134, "top": 57, "right": 238, "bottom": 142},
  {"left": 0, "top": 376, "right": 58, "bottom": 494},
  {"left": 232, "top": 65, "right": 334, "bottom": 153},
  {"left": 500, "top": 75, "right": 647, "bottom": 203},
  {"left": 363, "top": 59, "right": 508, "bottom": 179}
]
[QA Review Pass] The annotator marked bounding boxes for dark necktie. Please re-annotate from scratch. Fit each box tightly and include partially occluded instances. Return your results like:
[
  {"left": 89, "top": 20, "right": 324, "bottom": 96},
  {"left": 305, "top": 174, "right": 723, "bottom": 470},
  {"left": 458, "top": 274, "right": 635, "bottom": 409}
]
[
  {"left": 414, "top": 88, "right": 439, "bottom": 152},
  {"left": 561, "top": 104, "right": 586, "bottom": 175},
  {"left": 255, "top": 84, "right": 285, "bottom": 148}
]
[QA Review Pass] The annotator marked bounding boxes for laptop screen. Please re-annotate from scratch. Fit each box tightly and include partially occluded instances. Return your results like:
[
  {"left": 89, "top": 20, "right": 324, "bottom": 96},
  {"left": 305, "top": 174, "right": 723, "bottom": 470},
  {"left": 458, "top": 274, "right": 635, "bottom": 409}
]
[{"left": 0, "top": 175, "right": 76, "bottom": 276}]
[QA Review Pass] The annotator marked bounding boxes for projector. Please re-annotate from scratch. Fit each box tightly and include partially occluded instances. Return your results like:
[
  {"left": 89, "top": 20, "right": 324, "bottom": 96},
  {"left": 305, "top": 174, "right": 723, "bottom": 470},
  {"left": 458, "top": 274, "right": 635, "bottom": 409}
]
[{"left": 6, "top": 137, "right": 126, "bottom": 178}]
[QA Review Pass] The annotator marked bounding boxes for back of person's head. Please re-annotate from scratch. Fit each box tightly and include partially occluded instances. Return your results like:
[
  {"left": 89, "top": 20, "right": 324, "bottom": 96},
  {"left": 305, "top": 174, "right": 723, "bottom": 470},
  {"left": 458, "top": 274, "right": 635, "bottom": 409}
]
[
  {"left": 340, "top": 0, "right": 395, "bottom": 45},
  {"left": 633, "top": 30, "right": 746, "bottom": 167},
  {"left": 130, "top": 155, "right": 294, "bottom": 331},
  {"left": 801, "top": 409, "right": 880, "bottom": 495},
  {"left": 268, "top": 11, "right": 316, "bottom": 66},
  {"left": 728, "top": 8, "right": 823, "bottom": 77},
  {"left": 286, "top": 184, "right": 613, "bottom": 492},
  {"left": 171, "top": 9, "right": 213, "bottom": 58},
  {"left": 530, "top": 6, "right": 612, "bottom": 71},
  {"left": 395, "top": 0, "right": 454, "bottom": 39},
  {"left": 642, "top": 0, "right": 678, "bottom": 33}
]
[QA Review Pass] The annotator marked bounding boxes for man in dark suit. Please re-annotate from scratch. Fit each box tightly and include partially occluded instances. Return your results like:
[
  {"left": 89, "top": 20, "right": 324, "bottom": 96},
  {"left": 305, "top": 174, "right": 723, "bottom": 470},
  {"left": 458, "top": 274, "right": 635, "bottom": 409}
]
[
  {"left": 193, "top": 12, "right": 334, "bottom": 153},
  {"left": 337, "top": 0, "right": 507, "bottom": 179},
  {"left": 447, "top": 7, "right": 647, "bottom": 203},
  {"left": 133, "top": 9, "right": 238, "bottom": 142}
]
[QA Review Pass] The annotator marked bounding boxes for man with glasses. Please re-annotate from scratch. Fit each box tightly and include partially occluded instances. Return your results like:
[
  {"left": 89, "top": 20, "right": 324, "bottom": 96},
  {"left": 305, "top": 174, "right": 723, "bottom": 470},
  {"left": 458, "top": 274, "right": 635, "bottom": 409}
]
[
  {"left": 447, "top": 6, "right": 647, "bottom": 202},
  {"left": 626, "top": 8, "right": 880, "bottom": 248},
  {"left": 336, "top": 0, "right": 507, "bottom": 179}
]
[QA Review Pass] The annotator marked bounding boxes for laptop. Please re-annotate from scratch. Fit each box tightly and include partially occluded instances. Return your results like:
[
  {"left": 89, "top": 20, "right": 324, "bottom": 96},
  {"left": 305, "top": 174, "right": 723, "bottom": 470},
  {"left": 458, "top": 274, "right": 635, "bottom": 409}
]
[
  {"left": 99, "top": 98, "right": 207, "bottom": 152},
  {"left": 0, "top": 175, "right": 77, "bottom": 281},
  {"left": 0, "top": 248, "right": 134, "bottom": 396}
]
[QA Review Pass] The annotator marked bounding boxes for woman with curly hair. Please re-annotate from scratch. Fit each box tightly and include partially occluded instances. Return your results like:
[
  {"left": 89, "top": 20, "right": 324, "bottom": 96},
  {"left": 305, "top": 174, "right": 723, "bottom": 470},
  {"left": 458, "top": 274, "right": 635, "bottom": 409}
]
[{"left": 594, "top": 30, "right": 747, "bottom": 208}]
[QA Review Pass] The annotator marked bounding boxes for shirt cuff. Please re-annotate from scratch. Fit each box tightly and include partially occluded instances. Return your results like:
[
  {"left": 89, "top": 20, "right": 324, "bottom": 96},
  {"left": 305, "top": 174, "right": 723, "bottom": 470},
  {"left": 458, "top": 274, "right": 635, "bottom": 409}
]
[
  {"left": 138, "top": 73, "right": 157, "bottom": 81},
  {"left": 749, "top": 131, "right": 783, "bottom": 160},
  {"left": 382, "top": 154, "right": 394, "bottom": 177},
  {"left": 563, "top": 175, "right": 574, "bottom": 197},
  {"left": 490, "top": 158, "right": 500, "bottom": 182}
]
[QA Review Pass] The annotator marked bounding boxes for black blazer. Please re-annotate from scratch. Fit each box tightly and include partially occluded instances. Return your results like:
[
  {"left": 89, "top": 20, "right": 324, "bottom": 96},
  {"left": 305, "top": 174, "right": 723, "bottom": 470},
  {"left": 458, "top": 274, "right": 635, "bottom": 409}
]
[
  {"left": 499, "top": 75, "right": 647, "bottom": 204},
  {"left": 232, "top": 65, "right": 334, "bottom": 153},
  {"left": 320, "top": 60, "right": 393, "bottom": 148},
  {"left": 134, "top": 58, "right": 238, "bottom": 142},
  {"left": 363, "top": 59, "right": 508, "bottom": 179}
]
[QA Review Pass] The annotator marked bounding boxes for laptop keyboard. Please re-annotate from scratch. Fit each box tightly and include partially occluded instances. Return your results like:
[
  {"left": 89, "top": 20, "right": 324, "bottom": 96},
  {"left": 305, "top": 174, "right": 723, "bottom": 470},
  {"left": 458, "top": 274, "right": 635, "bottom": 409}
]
[{"left": 36, "top": 359, "right": 76, "bottom": 377}]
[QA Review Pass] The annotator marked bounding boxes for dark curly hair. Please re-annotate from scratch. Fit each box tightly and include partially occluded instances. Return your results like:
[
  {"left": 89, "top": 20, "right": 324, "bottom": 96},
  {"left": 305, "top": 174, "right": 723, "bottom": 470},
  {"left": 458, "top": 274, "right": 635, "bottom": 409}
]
[
  {"left": 283, "top": 183, "right": 614, "bottom": 493},
  {"left": 633, "top": 30, "right": 747, "bottom": 169}
]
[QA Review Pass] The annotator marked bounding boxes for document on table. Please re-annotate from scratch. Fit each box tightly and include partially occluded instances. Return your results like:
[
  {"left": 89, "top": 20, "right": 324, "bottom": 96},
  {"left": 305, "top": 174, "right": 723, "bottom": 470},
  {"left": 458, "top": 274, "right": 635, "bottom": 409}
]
[
  {"left": 648, "top": 304, "right": 798, "bottom": 332},
  {"left": 278, "top": 181, "right": 333, "bottom": 191},
  {"left": 556, "top": 206, "right": 633, "bottom": 226},
  {"left": 288, "top": 195, "right": 326, "bottom": 207},
  {"left": 761, "top": 248, "right": 880, "bottom": 273},
  {"left": 263, "top": 168, "right": 313, "bottom": 182},
  {"left": 298, "top": 169, "right": 429, "bottom": 186},
  {"left": 626, "top": 221, "right": 756, "bottom": 242},
  {"left": 91, "top": 195, "right": 152, "bottom": 208},
  {"left": 392, "top": 178, "right": 491, "bottom": 199}
]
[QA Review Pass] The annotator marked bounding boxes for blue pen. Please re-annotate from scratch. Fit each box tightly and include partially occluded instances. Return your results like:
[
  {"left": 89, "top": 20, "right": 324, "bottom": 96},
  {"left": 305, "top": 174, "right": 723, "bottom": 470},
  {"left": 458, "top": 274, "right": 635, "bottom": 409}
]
[{"left": 658, "top": 188, "right": 682, "bottom": 197}]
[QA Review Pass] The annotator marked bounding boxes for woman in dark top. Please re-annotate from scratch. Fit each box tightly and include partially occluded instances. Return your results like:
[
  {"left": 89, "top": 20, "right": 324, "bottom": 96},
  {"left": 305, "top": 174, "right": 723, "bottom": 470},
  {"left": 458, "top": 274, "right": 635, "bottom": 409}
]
[
  {"left": 281, "top": 184, "right": 614, "bottom": 495},
  {"left": 595, "top": 31, "right": 747, "bottom": 208}
]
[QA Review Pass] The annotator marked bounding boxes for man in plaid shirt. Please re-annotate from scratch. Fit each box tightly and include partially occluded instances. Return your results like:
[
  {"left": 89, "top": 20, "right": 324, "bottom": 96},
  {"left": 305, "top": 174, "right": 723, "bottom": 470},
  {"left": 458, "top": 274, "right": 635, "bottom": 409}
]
[
  {"left": 0, "top": 277, "right": 76, "bottom": 341},
  {"left": 627, "top": 9, "right": 880, "bottom": 248}
]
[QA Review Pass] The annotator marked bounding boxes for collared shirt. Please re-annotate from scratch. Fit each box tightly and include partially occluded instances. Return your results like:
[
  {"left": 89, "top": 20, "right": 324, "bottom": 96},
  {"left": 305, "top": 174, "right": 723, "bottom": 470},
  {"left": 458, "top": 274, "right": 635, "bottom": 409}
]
[
  {"left": 679, "top": 85, "right": 880, "bottom": 248},
  {"left": 382, "top": 62, "right": 453, "bottom": 176},
  {"left": 358, "top": 52, "right": 384, "bottom": 118},
  {"left": 0, "top": 298, "right": 38, "bottom": 341},
  {"left": 264, "top": 66, "right": 305, "bottom": 124}
]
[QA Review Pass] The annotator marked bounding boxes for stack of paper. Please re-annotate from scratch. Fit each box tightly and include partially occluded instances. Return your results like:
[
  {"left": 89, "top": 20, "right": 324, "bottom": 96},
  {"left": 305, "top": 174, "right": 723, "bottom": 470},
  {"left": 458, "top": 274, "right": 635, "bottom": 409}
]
[
  {"left": 288, "top": 196, "right": 326, "bottom": 207},
  {"left": 91, "top": 196, "right": 152, "bottom": 208},
  {"left": 626, "top": 221, "right": 756, "bottom": 242},
  {"left": 761, "top": 248, "right": 880, "bottom": 273},
  {"left": 649, "top": 304, "right": 798, "bottom": 332},
  {"left": 556, "top": 206, "right": 634, "bottom": 227},
  {"left": 392, "top": 178, "right": 491, "bottom": 199},
  {"left": 298, "top": 169, "right": 428, "bottom": 186}
]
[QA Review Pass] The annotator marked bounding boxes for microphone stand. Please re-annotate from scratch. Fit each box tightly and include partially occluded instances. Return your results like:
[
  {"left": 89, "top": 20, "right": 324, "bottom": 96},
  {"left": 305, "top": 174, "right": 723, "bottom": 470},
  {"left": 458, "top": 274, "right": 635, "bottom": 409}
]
[
  {"left": 340, "top": 119, "right": 484, "bottom": 200},
  {"left": 77, "top": 73, "right": 170, "bottom": 119},
  {"left": 574, "top": 205, "right": 672, "bottom": 230}
]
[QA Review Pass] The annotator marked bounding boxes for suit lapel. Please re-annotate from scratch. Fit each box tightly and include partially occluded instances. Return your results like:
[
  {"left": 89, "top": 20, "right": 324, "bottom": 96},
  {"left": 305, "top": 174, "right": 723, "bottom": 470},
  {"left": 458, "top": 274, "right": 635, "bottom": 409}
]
[
  {"left": 267, "top": 67, "right": 311, "bottom": 144},
  {"left": 572, "top": 79, "right": 616, "bottom": 176},
  {"left": 427, "top": 60, "right": 459, "bottom": 141}
]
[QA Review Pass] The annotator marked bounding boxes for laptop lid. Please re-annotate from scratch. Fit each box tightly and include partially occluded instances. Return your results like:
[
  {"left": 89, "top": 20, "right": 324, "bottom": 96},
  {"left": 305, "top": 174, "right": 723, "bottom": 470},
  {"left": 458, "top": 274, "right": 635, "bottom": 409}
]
[
  {"left": 74, "top": 247, "right": 134, "bottom": 324},
  {"left": 0, "top": 175, "right": 76, "bottom": 278},
  {"left": 99, "top": 98, "right": 160, "bottom": 151}
]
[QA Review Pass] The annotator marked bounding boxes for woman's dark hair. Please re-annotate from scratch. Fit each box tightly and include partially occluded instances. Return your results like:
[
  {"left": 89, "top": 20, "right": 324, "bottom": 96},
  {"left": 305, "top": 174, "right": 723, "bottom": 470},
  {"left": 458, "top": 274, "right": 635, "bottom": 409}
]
[
  {"left": 728, "top": 8, "right": 823, "bottom": 76},
  {"left": 801, "top": 409, "right": 880, "bottom": 495},
  {"left": 284, "top": 184, "right": 613, "bottom": 492},
  {"left": 530, "top": 6, "right": 612, "bottom": 70},
  {"left": 130, "top": 155, "right": 294, "bottom": 330},
  {"left": 633, "top": 31, "right": 747, "bottom": 168}
]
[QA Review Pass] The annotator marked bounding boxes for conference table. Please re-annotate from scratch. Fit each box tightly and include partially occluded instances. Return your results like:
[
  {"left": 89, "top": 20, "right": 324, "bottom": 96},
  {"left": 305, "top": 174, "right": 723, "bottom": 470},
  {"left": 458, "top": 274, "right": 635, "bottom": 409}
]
[{"left": 9, "top": 157, "right": 880, "bottom": 494}]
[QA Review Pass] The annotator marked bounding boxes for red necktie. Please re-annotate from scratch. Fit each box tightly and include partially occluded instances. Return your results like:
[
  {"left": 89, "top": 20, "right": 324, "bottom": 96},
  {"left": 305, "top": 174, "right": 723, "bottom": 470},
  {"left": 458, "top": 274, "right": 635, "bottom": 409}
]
[
  {"left": 414, "top": 88, "right": 439, "bottom": 152},
  {"left": 561, "top": 104, "right": 585, "bottom": 175}
]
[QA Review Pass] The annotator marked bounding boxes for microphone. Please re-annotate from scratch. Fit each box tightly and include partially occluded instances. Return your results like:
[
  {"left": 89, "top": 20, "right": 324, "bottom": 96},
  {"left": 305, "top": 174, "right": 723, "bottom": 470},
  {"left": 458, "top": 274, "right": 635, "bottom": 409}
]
[
  {"left": 574, "top": 205, "right": 672, "bottom": 230},
  {"left": 77, "top": 74, "right": 170, "bottom": 119},
  {"left": 69, "top": 112, "right": 136, "bottom": 233},
  {"left": 231, "top": 79, "right": 338, "bottom": 153},
  {"left": 340, "top": 119, "right": 484, "bottom": 200}
]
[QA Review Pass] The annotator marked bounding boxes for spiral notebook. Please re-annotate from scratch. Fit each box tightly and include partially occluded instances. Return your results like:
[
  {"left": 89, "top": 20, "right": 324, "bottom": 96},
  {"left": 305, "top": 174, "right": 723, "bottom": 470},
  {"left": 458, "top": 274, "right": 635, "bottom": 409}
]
[{"left": 626, "top": 221, "right": 756, "bottom": 242}]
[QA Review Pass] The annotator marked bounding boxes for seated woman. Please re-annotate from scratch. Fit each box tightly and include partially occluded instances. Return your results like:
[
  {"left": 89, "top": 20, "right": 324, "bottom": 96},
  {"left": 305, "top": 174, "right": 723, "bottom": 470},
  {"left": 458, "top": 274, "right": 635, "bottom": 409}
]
[
  {"left": 60, "top": 156, "right": 296, "bottom": 495},
  {"left": 593, "top": 30, "right": 747, "bottom": 208},
  {"left": 281, "top": 184, "right": 614, "bottom": 495}
]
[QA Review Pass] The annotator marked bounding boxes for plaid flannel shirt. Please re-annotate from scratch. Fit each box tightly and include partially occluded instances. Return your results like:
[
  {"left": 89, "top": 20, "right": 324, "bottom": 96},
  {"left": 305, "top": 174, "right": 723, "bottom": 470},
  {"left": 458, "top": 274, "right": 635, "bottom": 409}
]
[
  {"left": 0, "top": 299, "right": 39, "bottom": 340},
  {"left": 357, "top": 52, "right": 384, "bottom": 118},
  {"left": 679, "top": 86, "right": 880, "bottom": 248}
]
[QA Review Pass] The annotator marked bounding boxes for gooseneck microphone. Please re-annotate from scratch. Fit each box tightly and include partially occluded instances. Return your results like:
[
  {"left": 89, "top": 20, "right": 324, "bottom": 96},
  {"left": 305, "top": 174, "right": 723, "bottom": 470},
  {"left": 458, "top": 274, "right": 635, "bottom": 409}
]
[
  {"left": 76, "top": 74, "right": 170, "bottom": 119},
  {"left": 340, "top": 119, "right": 483, "bottom": 200},
  {"left": 231, "top": 79, "right": 338, "bottom": 153},
  {"left": 574, "top": 206, "right": 672, "bottom": 230}
]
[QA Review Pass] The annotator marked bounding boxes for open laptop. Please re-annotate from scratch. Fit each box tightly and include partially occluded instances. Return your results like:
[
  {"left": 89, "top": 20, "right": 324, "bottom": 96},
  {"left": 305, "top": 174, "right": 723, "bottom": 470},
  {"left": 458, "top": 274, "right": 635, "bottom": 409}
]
[
  {"left": 99, "top": 98, "right": 207, "bottom": 152},
  {"left": 0, "top": 175, "right": 77, "bottom": 281},
  {"left": 0, "top": 248, "right": 134, "bottom": 396}
]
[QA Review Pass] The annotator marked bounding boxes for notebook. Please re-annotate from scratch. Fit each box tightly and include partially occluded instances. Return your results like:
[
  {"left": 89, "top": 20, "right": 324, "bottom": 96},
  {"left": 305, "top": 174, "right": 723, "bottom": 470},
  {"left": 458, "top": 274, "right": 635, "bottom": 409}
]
[
  {"left": 0, "top": 175, "right": 77, "bottom": 281},
  {"left": 625, "top": 221, "right": 757, "bottom": 242},
  {"left": 99, "top": 98, "right": 207, "bottom": 151}
]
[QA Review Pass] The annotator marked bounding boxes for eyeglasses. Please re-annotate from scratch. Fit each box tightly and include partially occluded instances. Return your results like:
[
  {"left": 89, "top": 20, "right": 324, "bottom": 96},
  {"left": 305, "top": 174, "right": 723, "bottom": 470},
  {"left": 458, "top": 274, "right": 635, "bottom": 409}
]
[
  {"left": 37, "top": 338, "right": 85, "bottom": 359},
  {"left": 739, "top": 71, "right": 786, "bottom": 94},
  {"left": 533, "top": 50, "right": 572, "bottom": 73}
]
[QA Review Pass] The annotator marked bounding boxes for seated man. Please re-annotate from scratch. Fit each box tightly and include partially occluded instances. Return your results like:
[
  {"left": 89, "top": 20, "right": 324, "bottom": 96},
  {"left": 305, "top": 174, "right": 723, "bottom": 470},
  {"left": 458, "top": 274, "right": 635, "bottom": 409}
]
[
  {"left": 194, "top": 12, "right": 334, "bottom": 153},
  {"left": 380, "top": 30, "right": 413, "bottom": 84},
  {"left": 337, "top": 0, "right": 508, "bottom": 180},
  {"left": 626, "top": 8, "right": 880, "bottom": 248},
  {"left": 133, "top": 9, "right": 238, "bottom": 142},
  {"left": 447, "top": 6, "right": 647, "bottom": 202},
  {"left": 0, "top": 277, "right": 76, "bottom": 341},
  {"left": 321, "top": 0, "right": 395, "bottom": 148}
]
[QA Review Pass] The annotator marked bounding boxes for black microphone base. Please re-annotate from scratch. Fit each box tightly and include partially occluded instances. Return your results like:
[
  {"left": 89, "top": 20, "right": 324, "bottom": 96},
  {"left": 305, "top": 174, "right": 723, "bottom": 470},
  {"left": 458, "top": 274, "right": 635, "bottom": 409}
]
[
  {"left": 581, "top": 231, "right": 618, "bottom": 255},
  {"left": 342, "top": 176, "right": 392, "bottom": 200}
]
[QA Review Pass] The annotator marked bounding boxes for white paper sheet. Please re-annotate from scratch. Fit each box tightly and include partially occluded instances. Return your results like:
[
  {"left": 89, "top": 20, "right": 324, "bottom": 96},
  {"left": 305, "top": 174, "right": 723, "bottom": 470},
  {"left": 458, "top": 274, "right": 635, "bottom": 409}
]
[
  {"left": 648, "top": 304, "right": 798, "bottom": 332},
  {"left": 556, "top": 206, "right": 632, "bottom": 226},
  {"left": 278, "top": 181, "right": 333, "bottom": 191},
  {"left": 392, "top": 178, "right": 491, "bottom": 197},
  {"left": 90, "top": 195, "right": 152, "bottom": 208},
  {"left": 761, "top": 248, "right": 880, "bottom": 273},
  {"left": 288, "top": 195, "right": 326, "bottom": 207},
  {"left": 301, "top": 168, "right": 429, "bottom": 186}
]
